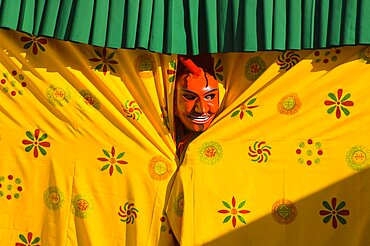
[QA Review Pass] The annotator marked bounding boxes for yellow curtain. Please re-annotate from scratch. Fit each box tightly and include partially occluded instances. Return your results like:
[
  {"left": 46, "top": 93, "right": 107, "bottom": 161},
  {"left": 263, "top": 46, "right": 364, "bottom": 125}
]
[{"left": 0, "top": 28, "right": 370, "bottom": 245}]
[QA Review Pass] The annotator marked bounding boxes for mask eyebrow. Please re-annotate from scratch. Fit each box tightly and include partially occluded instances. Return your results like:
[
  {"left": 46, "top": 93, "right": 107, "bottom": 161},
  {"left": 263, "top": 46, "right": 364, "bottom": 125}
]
[
  {"left": 204, "top": 88, "right": 219, "bottom": 94},
  {"left": 180, "top": 89, "right": 198, "bottom": 95}
]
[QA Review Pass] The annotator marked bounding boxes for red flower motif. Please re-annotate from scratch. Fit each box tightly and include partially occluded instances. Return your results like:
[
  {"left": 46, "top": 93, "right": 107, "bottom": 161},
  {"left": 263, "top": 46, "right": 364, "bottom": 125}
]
[
  {"left": 97, "top": 146, "right": 128, "bottom": 176},
  {"left": 22, "top": 129, "right": 51, "bottom": 158},
  {"left": 324, "top": 89, "right": 354, "bottom": 119},
  {"left": 89, "top": 48, "right": 118, "bottom": 75},
  {"left": 16, "top": 232, "right": 41, "bottom": 246},
  {"left": 20, "top": 35, "right": 47, "bottom": 55},
  {"left": 218, "top": 196, "right": 250, "bottom": 228}
]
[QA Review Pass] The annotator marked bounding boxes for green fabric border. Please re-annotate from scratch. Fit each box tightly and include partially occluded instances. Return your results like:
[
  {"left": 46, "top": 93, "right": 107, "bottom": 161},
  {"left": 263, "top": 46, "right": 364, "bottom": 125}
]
[{"left": 0, "top": 0, "right": 369, "bottom": 55}]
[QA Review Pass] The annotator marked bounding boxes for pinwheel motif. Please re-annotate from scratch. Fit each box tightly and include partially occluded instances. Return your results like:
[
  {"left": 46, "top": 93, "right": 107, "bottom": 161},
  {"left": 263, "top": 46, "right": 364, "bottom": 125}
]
[
  {"left": 276, "top": 51, "right": 300, "bottom": 71},
  {"left": 119, "top": 202, "right": 139, "bottom": 224},
  {"left": 248, "top": 141, "right": 272, "bottom": 163},
  {"left": 22, "top": 129, "right": 51, "bottom": 158},
  {"left": 218, "top": 196, "right": 250, "bottom": 228},
  {"left": 122, "top": 100, "right": 143, "bottom": 120},
  {"left": 97, "top": 146, "right": 128, "bottom": 176},
  {"left": 15, "top": 232, "right": 41, "bottom": 246},
  {"left": 324, "top": 89, "right": 354, "bottom": 119},
  {"left": 319, "top": 197, "right": 350, "bottom": 229}
]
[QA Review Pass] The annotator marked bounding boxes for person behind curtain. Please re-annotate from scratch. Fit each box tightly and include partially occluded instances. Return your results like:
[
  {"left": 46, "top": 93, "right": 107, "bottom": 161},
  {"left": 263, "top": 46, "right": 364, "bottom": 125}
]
[{"left": 173, "top": 54, "right": 220, "bottom": 159}]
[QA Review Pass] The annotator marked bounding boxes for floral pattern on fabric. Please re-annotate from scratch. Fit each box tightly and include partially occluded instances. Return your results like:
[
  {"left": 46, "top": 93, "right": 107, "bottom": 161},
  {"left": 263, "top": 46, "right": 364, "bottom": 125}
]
[
  {"left": 319, "top": 197, "right": 350, "bottom": 229},
  {"left": 77, "top": 89, "right": 100, "bottom": 112},
  {"left": 20, "top": 34, "right": 47, "bottom": 55},
  {"left": 173, "top": 193, "right": 184, "bottom": 217},
  {"left": 276, "top": 51, "right": 300, "bottom": 71},
  {"left": 122, "top": 100, "right": 143, "bottom": 120},
  {"left": 345, "top": 146, "right": 370, "bottom": 171},
  {"left": 97, "top": 146, "right": 128, "bottom": 176},
  {"left": 135, "top": 54, "right": 156, "bottom": 79},
  {"left": 71, "top": 194, "right": 94, "bottom": 219},
  {"left": 1, "top": 70, "right": 27, "bottom": 97},
  {"left": 271, "top": 199, "right": 297, "bottom": 224},
  {"left": 214, "top": 58, "right": 224, "bottom": 81},
  {"left": 46, "top": 84, "right": 72, "bottom": 107},
  {"left": 89, "top": 48, "right": 118, "bottom": 75},
  {"left": 0, "top": 175, "right": 22, "bottom": 200},
  {"left": 43, "top": 186, "right": 65, "bottom": 210},
  {"left": 148, "top": 156, "right": 173, "bottom": 181},
  {"left": 22, "top": 129, "right": 51, "bottom": 158},
  {"left": 218, "top": 196, "right": 250, "bottom": 228},
  {"left": 118, "top": 202, "right": 139, "bottom": 224},
  {"left": 324, "top": 89, "right": 354, "bottom": 119},
  {"left": 277, "top": 93, "right": 302, "bottom": 115},
  {"left": 296, "top": 139, "right": 323, "bottom": 165},
  {"left": 231, "top": 98, "right": 258, "bottom": 119},
  {"left": 198, "top": 141, "right": 223, "bottom": 165},
  {"left": 359, "top": 46, "right": 370, "bottom": 64},
  {"left": 167, "top": 60, "right": 176, "bottom": 83},
  {"left": 244, "top": 56, "right": 267, "bottom": 81},
  {"left": 313, "top": 49, "right": 341, "bottom": 64},
  {"left": 15, "top": 232, "right": 41, "bottom": 246},
  {"left": 248, "top": 141, "right": 272, "bottom": 163}
]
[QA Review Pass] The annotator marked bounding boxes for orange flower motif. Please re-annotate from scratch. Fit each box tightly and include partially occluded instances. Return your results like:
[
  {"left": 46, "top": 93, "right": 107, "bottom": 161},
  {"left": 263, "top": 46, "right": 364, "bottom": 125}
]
[{"left": 218, "top": 196, "right": 250, "bottom": 228}]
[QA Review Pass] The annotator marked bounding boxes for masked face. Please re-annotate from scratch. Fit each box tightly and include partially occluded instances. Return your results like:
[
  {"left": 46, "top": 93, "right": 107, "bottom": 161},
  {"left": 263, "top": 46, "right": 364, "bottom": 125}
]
[{"left": 175, "top": 72, "right": 219, "bottom": 132}]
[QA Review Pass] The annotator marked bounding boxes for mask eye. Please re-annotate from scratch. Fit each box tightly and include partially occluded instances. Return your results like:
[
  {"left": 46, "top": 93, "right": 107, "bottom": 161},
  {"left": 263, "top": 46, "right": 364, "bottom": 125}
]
[
  {"left": 183, "top": 94, "right": 197, "bottom": 100},
  {"left": 205, "top": 94, "right": 216, "bottom": 100}
]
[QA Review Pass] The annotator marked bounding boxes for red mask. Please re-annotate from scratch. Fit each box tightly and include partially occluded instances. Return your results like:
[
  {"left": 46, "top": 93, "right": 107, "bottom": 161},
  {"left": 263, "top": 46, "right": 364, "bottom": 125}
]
[{"left": 175, "top": 71, "right": 219, "bottom": 132}]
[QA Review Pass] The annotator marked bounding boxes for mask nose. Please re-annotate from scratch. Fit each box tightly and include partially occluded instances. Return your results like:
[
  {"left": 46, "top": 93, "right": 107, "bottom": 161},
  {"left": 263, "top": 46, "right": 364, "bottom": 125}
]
[{"left": 194, "top": 99, "right": 208, "bottom": 114}]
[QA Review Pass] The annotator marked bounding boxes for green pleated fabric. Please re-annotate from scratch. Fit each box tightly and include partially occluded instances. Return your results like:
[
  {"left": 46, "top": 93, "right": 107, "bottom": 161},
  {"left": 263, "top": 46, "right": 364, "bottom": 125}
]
[{"left": 0, "top": 0, "right": 369, "bottom": 55}]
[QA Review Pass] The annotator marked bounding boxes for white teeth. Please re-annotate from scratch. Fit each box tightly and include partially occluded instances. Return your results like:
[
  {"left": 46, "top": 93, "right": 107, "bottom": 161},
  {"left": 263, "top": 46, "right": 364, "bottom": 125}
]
[{"left": 187, "top": 115, "right": 210, "bottom": 124}]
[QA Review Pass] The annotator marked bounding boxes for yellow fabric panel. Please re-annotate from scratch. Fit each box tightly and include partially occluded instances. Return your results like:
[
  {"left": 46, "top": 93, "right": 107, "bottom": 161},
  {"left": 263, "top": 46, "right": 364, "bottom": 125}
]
[
  {"left": 0, "top": 29, "right": 177, "bottom": 245},
  {"left": 167, "top": 48, "right": 370, "bottom": 245}
]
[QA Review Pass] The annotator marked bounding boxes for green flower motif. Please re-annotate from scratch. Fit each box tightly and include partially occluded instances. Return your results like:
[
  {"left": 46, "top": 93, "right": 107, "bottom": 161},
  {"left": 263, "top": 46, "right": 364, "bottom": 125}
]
[
  {"left": 16, "top": 232, "right": 41, "bottom": 246},
  {"left": 231, "top": 98, "right": 258, "bottom": 119},
  {"left": 319, "top": 197, "right": 350, "bottom": 229},
  {"left": 173, "top": 193, "right": 184, "bottom": 217},
  {"left": 22, "top": 129, "right": 51, "bottom": 158},
  {"left": 97, "top": 146, "right": 128, "bottom": 176},
  {"left": 324, "top": 89, "right": 354, "bottom": 119}
]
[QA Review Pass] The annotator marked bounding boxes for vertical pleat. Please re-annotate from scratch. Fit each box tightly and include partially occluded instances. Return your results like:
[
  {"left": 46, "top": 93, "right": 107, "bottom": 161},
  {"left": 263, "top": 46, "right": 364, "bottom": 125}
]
[
  {"left": 54, "top": 0, "right": 74, "bottom": 40},
  {"left": 272, "top": 0, "right": 287, "bottom": 50},
  {"left": 38, "top": 0, "right": 61, "bottom": 37},
  {"left": 106, "top": 0, "right": 125, "bottom": 48},
  {"left": 244, "top": 0, "right": 258, "bottom": 51},
  {"left": 69, "top": 0, "right": 94, "bottom": 44},
  {"left": 90, "top": 0, "right": 109, "bottom": 47},
  {"left": 341, "top": 0, "right": 357, "bottom": 45},
  {"left": 123, "top": 0, "right": 139, "bottom": 48},
  {"left": 148, "top": 0, "right": 165, "bottom": 52},
  {"left": 328, "top": 0, "right": 343, "bottom": 46},
  {"left": 302, "top": 0, "right": 316, "bottom": 49},
  {"left": 358, "top": 0, "right": 370, "bottom": 44},
  {"left": 286, "top": 0, "right": 301, "bottom": 49},
  {"left": 314, "top": 0, "right": 329, "bottom": 48},
  {"left": 136, "top": 0, "right": 153, "bottom": 49},
  {"left": 0, "top": 0, "right": 22, "bottom": 30}
]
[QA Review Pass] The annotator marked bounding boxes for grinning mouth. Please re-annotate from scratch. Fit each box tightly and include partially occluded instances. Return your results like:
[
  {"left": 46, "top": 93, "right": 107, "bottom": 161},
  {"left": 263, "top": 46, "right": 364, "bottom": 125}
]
[{"left": 187, "top": 115, "right": 211, "bottom": 124}]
